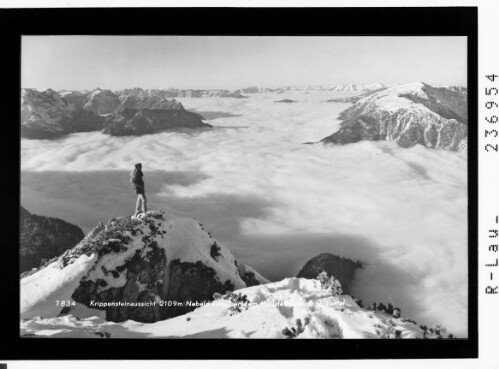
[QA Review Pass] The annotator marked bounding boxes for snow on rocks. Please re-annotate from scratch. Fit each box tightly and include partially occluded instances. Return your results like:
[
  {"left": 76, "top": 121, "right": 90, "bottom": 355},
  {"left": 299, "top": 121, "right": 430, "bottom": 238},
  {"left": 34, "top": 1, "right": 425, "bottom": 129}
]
[
  {"left": 20, "top": 210, "right": 268, "bottom": 323},
  {"left": 321, "top": 82, "right": 468, "bottom": 151},
  {"left": 83, "top": 88, "right": 121, "bottom": 115},
  {"left": 20, "top": 277, "right": 425, "bottom": 339},
  {"left": 20, "top": 253, "right": 97, "bottom": 320}
]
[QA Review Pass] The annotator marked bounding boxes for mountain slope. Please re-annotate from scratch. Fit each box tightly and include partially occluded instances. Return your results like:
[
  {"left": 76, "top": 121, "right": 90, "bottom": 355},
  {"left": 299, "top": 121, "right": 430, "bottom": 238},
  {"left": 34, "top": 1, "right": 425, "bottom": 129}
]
[
  {"left": 20, "top": 206, "right": 85, "bottom": 274},
  {"left": 321, "top": 82, "right": 467, "bottom": 151},
  {"left": 20, "top": 210, "right": 268, "bottom": 323},
  {"left": 21, "top": 277, "right": 440, "bottom": 339}
]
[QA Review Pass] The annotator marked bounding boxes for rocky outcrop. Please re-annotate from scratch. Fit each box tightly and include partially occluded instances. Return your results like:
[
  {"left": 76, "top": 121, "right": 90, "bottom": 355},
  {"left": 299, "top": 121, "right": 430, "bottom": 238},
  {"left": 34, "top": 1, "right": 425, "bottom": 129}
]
[
  {"left": 296, "top": 253, "right": 363, "bottom": 294},
  {"left": 20, "top": 206, "right": 85, "bottom": 274},
  {"left": 20, "top": 211, "right": 268, "bottom": 323},
  {"left": 320, "top": 82, "right": 467, "bottom": 151},
  {"left": 102, "top": 108, "right": 211, "bottom": 136}
]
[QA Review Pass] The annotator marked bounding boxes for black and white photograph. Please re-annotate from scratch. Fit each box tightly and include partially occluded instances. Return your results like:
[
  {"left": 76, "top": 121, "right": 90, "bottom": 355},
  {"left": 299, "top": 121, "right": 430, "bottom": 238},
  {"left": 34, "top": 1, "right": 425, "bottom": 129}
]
[{"left": 18, "top": 34, "right": 470, "bottom": 340}]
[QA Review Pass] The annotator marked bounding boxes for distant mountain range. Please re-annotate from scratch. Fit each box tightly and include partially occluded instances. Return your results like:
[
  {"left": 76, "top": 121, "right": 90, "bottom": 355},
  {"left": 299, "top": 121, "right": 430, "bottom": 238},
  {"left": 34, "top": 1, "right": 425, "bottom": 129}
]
[
  {"left": 320, "top": 82, "right": 468, "bottom": 151},
  {"left": 21, "top": 88, "right": 210, "bottom": 139},
  {"left": 22, "top": 82, "right": 466, "bottom": 149},
  {"left": 118, "top": 87, "right": 247, "bottom": 99},
  {"left": 235, "top": 83, "right": 388, "bottom": 94},
  {"left": 20, "top": 84, "right": 391, "bottom": 139}
]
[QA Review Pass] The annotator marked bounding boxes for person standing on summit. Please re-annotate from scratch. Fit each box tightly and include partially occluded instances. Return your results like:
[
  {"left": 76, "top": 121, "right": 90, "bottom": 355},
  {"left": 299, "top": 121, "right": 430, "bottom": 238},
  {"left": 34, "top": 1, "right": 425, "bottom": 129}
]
[{"left": 130, "top": 163, "right": 148, "bottom": 216}]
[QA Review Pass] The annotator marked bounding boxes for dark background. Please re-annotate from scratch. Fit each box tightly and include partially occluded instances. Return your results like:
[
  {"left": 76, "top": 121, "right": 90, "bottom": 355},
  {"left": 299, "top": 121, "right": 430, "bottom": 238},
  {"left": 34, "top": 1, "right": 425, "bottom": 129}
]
[{"left": 0, "top": 6, "right": 478, "bottom": 360}]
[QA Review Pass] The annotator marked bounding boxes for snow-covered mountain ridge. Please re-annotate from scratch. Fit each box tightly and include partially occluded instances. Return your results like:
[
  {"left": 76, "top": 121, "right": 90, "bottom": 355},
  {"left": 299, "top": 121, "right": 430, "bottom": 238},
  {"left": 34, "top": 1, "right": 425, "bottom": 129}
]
[
  {"left": 21, "top": 277, "right": 451, "bottom": 339},
  {"left": 21, "top": 210, "right": 267, "bottom": 323},
  {"left": 320, "top": 82, "right": 467, "bottom": 151}
]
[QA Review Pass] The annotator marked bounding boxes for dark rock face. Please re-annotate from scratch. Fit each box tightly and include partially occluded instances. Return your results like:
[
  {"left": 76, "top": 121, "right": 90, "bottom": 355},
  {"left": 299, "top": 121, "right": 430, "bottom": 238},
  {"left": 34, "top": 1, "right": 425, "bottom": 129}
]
[
  {"left": 296, "top": 253, "right": 363, "bottom": 294},
  {"left": 72, "top": 255, "right": 235, "bottom": 323},
  {"left": 275, "top": 99, "right": 296, "bottom": 103},
  {"left": 61, "top": 110, "right": 105, "bottom": 133},
  {"left": 20, "top": 206, "right": 85, "bottom": 274},
  {"left": 321, "top": 83, "right": 467, "bottom": 151},
  {"left": 210, "top": 242, "right": 222, "bottom": 261},
  {"left": 102, "top": 108, "right": 211, "bottom": 136},
  {"left": 158, "top": 260, "right": 235, "bottom": 320}
]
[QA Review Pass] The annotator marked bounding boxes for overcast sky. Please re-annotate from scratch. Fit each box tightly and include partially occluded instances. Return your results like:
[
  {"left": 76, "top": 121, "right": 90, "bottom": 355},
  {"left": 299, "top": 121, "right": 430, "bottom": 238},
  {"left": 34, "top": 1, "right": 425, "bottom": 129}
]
[{"left": 22, "top": 36, "right": 467, "bottom": 90}]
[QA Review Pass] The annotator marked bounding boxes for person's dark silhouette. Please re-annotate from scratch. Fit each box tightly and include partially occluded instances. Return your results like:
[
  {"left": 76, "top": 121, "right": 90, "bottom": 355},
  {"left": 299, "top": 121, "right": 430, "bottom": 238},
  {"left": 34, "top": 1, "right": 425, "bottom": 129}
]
[{"left": 130, "top": 163, "right": 147, "bottom": 216}]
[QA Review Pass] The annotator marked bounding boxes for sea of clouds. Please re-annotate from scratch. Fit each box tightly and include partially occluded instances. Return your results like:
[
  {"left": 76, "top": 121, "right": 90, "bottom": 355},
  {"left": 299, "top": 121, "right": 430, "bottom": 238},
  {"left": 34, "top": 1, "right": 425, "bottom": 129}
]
[{"left": 21, "top": 91, "right": 468, "bottom": 336}]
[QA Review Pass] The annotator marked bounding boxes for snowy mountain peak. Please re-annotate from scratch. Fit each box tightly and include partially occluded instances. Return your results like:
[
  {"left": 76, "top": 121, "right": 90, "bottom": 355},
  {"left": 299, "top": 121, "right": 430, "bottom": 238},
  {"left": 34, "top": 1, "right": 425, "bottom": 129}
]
[
  {"left": 321, "top": 82, "right": 468, "bottom": 151},
  {"left": 21, "top": 210, "right": 268, "bottom": 323}
]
